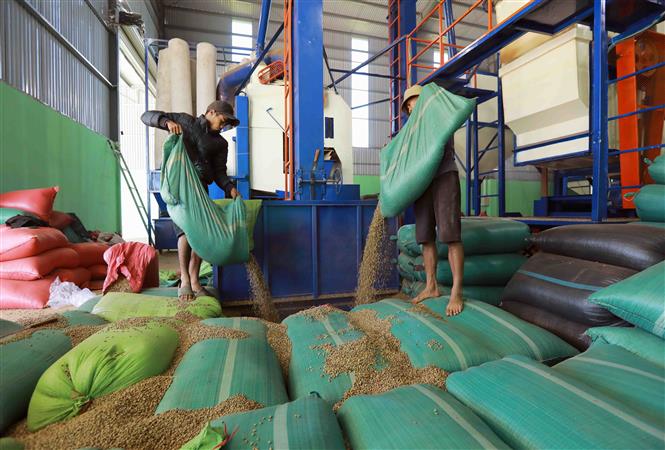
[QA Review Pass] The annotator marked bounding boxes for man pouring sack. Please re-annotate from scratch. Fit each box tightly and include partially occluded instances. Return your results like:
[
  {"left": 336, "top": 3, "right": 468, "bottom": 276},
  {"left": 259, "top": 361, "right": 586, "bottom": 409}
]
[{"left": 142, "top": 100, "right": 240, "bottom": 301}]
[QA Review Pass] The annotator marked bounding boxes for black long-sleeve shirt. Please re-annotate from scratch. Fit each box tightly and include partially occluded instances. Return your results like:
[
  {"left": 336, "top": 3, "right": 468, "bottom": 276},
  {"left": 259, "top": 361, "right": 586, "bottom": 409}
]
[{"left": 142, "top": 110, "right": 235, "bottom": 196}]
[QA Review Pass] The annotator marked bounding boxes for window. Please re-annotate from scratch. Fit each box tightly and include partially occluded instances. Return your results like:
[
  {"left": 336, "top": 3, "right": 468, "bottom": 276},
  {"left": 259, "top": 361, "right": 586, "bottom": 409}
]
[
  {"left": 232, "top": 20, "right": 252, "bottom": 62},
  {"left": 351, "top": 38, "right": 369, "bottom": 148},
  {"left": 433, "top": 50, "right": 450, "bottom": 66}
]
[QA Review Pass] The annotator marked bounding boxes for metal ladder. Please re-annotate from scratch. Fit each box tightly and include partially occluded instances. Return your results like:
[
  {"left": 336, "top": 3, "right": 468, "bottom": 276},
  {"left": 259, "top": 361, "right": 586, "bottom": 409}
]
[{"left": 108, "top": 140, "right": 154, "bottom": 245}]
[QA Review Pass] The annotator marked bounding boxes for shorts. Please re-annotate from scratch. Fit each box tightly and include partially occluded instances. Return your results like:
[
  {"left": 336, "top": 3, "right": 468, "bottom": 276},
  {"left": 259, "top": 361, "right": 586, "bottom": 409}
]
[
  {"left": 172, "top": 181, "right": 209, "bottom": 239},
  {"left": 414, "top": 170, "right": 462, "bottom": 244}
]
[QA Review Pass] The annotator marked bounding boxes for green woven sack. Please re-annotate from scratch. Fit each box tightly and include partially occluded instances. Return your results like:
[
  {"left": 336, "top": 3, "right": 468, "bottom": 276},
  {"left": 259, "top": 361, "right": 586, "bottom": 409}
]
[
  {"left": 400, "top": 279, "right": 504, "bottom": 305},
  {"left": 647, "top": 155, "right": 665, "bottom": 184},
  {"left": 447, "top": 355, "right": 665, "bottom": 449},
  {"left": 181, "top": 395, "right": 346, "bottom": 450},
  {"left": 634, "top": 221, "right": 665, "bottom": 229},
  {"left": 586, "top": 326, "right": 665, "bottom": 367},
  {"left": 91, "top": 292, "right": 222, "bottom": 322},
  {"left": 284, "top": 308, "right": 364, "bottom": 404},
  {"left": 156, "top": 318, "right": 287, "bottom": 413},
  {"left": 634, "top": 184, "right": 665, "bottom": 222},
  {"left": 0, "top": 330, "right": 72, "bottom": 433},
  {"left": 338, "top": 384, "right": 509, "bottom": 450},
  {"left": 214, "top": 199, "right": 262, "bottom": 251},
  {"left": 588, "top": 261, "right": 665, "bottom": 338},
  {"left": 0, "top": 319, "right": 22, "bottom": 338},
  {"left": 77, "top": 295, "right": 102, "bottom": 312},
  {"left": 0, "top": 438, "right": 24, "bottom": 450},
  {"left": 379, "top": 85, "right": 475, "bottom": 218},
  {"left": 355, "top": 299, "right": 577, "bottom": 371},
  {"left": 161, "top": 134, "right": 250, "bottom": 265},
  {"left": 555, "top": 343, "right": 665, "bottom": 423},
  {"left": 397, "top": 218, "right": 530, "bottom": 257},
  {"left": 27, "top": 322, "right": 179, "bottom": 431},
  {"left": 398, "top": 252, "right": 526, "bottom": 286},
  {"left": 60, "top": 310, "right": 108, "bottom": 327}
]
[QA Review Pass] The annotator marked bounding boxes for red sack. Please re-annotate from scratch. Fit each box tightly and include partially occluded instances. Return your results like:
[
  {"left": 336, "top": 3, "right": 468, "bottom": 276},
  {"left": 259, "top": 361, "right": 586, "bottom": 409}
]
[
  {"left": 0, "top": 226, "right": 69, "bottom": 262},
  {"left": 103, "top": 242, "right": 159, "bottom": 293},
  {"left": 0, "top": 268, "right": 91, "bottom": 309},
  {"left": 48, "top": 211, "right": 74, "bottom": 230},
  {"left": 89, "top": 264, "right": 107, "bottom": 280},
  {"left": 0, "top": 247, "right": 80, "bottom": 281},
  {"left": 70, "top": 242, "right": 109, "bottom": 267},
  {"left": 88, "top": 279, "right": 105, "bottom": 291},
  {"left": 0, "top": 187, "right": 59, "bottom": 221}
]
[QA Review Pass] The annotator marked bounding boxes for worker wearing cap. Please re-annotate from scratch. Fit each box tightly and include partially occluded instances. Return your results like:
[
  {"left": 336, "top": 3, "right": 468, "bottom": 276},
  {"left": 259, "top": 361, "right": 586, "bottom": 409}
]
[
  {"left": 402, "top": 84, "right": 464, "bottom": 316},
  {"left": 141, "top": 100, "right": 240, "bottom": 301}
]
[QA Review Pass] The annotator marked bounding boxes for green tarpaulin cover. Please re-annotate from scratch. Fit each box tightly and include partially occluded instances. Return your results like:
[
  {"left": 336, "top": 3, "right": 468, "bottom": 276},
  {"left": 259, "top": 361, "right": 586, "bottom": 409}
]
[
  {"left": 380, "top": 85, "right": 475, "bottom": 217},
  {"left": 156, "top": 318, "right": 287, "bottom": 413},
  {"left": 27, "top": 322, "right": 178, "bottom": 431},
  {"left": 161, "top": 134, "right": 252, "bottom": 265}
]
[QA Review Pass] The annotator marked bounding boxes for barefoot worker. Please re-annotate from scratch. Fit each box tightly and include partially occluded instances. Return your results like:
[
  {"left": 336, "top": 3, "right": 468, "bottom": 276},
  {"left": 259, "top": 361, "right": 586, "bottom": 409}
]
[{"left": 402, "top": 84, "right": 464, "bottom": 316}]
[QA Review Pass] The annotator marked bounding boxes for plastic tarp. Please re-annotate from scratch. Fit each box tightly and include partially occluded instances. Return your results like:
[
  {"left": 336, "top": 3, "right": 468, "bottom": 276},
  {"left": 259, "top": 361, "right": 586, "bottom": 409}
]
[
  {"left": 379, "top": 85, "right": 475, "bottom": 218},
  {"left": 447, "top": 355, "right": 665, "bottom": 449},
  {"left": 588, "top": 261, "right": 665, "bottom": 338},
  {"left": 396, "top": 218, "right": 530, "bottom": 257},
  {"left": 91, "top": 292, "right": 222, "bottom": 322},
  {"left": 160, "top": 134, "right": 250, "bottom": 265},
  {"left": 554, "top": 343, "right": 665, "bottom": 423},
  {"left": 182, "top": 395, "right": 346, "bottom": 450},
  {"left": 338, "top": 384, "right": 509, "bottom": 450},
  {"left": 0, "top": 330, "right": 72, "bottom": 433},
  {"left": 27, "top": 321, "right": 178, "bottom": 431},
  {"left": 156, "top": 318, "right": 287, "bottom": 413}
]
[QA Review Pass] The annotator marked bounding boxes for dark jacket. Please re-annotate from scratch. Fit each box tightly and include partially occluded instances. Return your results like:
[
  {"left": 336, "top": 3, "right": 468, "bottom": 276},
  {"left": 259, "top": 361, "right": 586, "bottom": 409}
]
[{"left": 142, "top": 110, "right": 235, "bottom": 196}]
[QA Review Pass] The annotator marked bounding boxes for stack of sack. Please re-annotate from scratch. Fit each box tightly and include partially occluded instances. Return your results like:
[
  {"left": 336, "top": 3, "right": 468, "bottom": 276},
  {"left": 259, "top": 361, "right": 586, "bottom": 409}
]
[
  {"left": 633, "top": 154, "right": 665, "bottom": 226},
  {"left": 502, "top": 223, "right": 665, "bottom": 349},
  {"left": 397, "top": 217, "right": 530, "bottom": 305},
  {"left": 70, "top": 242, "right": 109, "bottom": 291},
  {"left": 0, "top": 187, "right": 109, "bottom": 308}
]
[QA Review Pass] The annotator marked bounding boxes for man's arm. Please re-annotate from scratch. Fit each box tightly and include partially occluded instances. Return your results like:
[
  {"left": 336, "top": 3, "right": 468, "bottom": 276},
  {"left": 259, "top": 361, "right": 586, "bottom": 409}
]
[{"left": 140, "top": 111, "right": 195, "bottom": 134}]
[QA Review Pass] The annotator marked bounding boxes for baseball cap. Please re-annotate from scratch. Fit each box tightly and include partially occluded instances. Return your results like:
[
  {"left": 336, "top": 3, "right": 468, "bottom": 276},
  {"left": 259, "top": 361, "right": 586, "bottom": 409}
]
[{"left": 207, "top": 100, "right": 240, "bottom": 127}]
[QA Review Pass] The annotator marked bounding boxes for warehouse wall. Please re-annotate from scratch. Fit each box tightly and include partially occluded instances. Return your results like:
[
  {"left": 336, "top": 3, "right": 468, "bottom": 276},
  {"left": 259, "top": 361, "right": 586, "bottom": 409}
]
[
  {"left": 0, "top": 0, "right": 121, "bottom": 232},
  {"left": 0, "top": 82, "right": 121, "bottom": 232}
]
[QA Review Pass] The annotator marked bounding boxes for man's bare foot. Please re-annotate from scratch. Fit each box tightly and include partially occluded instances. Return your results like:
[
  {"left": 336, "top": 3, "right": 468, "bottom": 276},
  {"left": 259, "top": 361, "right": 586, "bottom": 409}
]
[
  {"left": 412, "top": 286, "right": 440, "bottom": 304},
  {"left": 445, "top": 294, "right": 464, "bottom": 316},
  {"left": 178, "top": 283, "right": 195, "bottom": 302}
]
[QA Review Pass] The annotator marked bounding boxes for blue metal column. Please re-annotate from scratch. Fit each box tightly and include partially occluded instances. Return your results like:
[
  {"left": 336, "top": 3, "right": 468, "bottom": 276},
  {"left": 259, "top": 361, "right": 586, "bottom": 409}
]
[
  {"left": 292, "top": 0, "right": 325, "bottom": 200},
  {"left": 472, "top": 107, "right": 481, "bottom": 215},
  {"left": 442, "top": 0, "right": 458, "bottom": 59},
  {"left": 497, "top": 55, "right": 506, "bottom": 217},
  {"left": 235, "top": 96, "right": 250, "bottom": 198},
  {"left": 465, "top": 118, "right": 472, "bottom": 215},
  {"left": 255, "top": 0, "right": 272, "bottom": 53},
  {"left": 591, "top": 0, "right": 609, "bottom": 222},
  {"left": 389, "top": 0, "right": 417, "bottom": 136}
]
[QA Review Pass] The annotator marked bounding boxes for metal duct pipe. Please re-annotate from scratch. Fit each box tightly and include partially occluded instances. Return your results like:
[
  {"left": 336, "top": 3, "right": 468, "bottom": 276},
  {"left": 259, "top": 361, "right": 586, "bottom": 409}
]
[
  {"left": 256, "top": 0, "right": 272, "bottom": 53},
  {"left": 216, "top": 50, "right": 283, "bottom": 101}
]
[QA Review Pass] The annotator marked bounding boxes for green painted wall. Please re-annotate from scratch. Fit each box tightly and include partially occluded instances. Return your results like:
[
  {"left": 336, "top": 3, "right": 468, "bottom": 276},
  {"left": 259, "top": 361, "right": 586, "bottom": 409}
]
[
  {"left": 354, "top": 175, "right": 380, "bottom": 197},
  {"left": 0, "top": 82, "right": 121, "bottom": 232}
]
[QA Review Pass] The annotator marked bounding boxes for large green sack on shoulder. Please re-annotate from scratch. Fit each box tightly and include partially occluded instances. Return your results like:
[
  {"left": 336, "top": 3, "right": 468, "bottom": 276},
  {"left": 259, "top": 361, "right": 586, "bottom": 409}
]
[
  {"left": 588, "top": 261, "right": 665, "bottom": 338},
  {"left": 447, "top": 355, "right": 665, "bottom": 449},
  {"left": 397, "top": 218, "right": 530, "bottom": 257},
  {"left": 648, "top": 155, "right": 665, "bottom": 184},
  {"left": 398, "top": 252, "right": 526, "bottom": 286},
  {"left": 555, "top": 343, "right": 665, "bottom": 423},
  {"left": 284, "top": 308, "right": 364, "bottom": 404},
  {"left": 586, "top": 326, "right": 665, "bottom": 367},
  {"left": 214, "top": 199, "right": 262, "bottom": 251},
  {"left": 380, "top": 85, "right": 475, "bottom": 218},
  {"left": 156, "top": 318, "right": 287, "bottom": 413},
  {"left": 27, "top": 321, "right": 179, "bottom": 431},
  {"left": 0, "top": 330, "right": 72, "bottom": 433},
  {"left": 91, "top": 292, "right": 222, "bottom": 322},
  {"left": 161, "top": 134, "right": 250, "bottom": 265},
  {"left": 338, "top": 384, "right": 509, "bottom": 450},
  {"left": 400, "top": 279, "right": 504, "bottom": 305},
  {"left": 634, "top": 184, "right": 665, "bottom": 222},
  {"left": 181, "top": 395, "right": 346, "bottom": 450}
]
